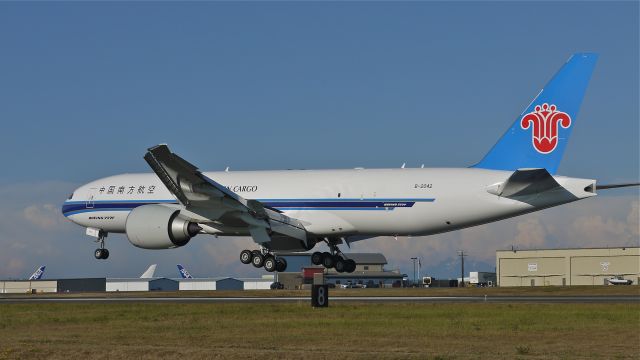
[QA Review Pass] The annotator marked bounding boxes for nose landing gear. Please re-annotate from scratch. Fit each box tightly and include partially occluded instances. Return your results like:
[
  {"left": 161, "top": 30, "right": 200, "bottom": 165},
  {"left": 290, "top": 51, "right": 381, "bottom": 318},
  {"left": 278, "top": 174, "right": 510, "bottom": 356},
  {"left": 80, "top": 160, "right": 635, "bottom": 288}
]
[{"left": 92, "top": 230, "right": 109, "bottom": 260}]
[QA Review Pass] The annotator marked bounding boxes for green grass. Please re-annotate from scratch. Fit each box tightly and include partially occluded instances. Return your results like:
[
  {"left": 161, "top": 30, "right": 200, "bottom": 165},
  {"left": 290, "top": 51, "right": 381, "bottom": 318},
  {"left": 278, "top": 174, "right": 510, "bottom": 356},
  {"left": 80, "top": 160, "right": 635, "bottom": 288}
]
[
  {"left": 0, "top": 302, "right": 638, "bottom": 359},
  {"left": 3, "top": 285, "right": 639, "bottom": 299}
]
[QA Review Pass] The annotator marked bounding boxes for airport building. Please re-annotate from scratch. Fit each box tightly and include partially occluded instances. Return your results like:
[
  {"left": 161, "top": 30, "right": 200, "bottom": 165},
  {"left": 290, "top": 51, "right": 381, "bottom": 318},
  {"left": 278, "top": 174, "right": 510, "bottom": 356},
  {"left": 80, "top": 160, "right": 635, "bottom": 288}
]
[
  {"left": 1, "top": 278, "right": 106, "bottom": 294},
  {"left": 496, "top": 246, "right": 640, "bottom": 286},
  {"left": 238, "top": 276, "right": 275, "bottom": 290},
  {"left": 107, "top": 278, "right": 178, "bottom": 292},
  {"left": 177, "top": 277, "right": 244, "bottom": 291},
  {"left": 1, "top": 279, "right": 58, "bottom": 294},
  {"left": 278, "top": 253, "right": 403, "bottom": 289}
]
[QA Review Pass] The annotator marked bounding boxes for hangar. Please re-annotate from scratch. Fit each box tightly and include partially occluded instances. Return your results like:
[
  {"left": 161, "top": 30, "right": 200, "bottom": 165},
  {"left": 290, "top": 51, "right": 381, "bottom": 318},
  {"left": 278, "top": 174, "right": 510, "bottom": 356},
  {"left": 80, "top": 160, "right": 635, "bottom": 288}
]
[
  {"left": 496, "top": 247, "right": 639, "bottom": 286},
  {"left": 106, "top": 278, "right": 178, "bottom": 292},
  {"left": 0, "top": 280, "right": 58, "bottom": 294},
  {"left": 277, "top": 253, "right": 403, "bottom": 289},
  {"left": 238, "top": 276, "right": 274, "bottom": 290},
  {"left": 177, "top": 277, "right": 244, "bottom": 291}
]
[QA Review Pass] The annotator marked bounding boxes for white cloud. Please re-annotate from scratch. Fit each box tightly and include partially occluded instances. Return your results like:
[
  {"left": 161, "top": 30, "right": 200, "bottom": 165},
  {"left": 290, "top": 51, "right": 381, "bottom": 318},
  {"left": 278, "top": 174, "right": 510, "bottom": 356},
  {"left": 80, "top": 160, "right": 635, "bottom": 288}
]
[{"left": 23, "top": 204, "right": 66, "bottom": 230}]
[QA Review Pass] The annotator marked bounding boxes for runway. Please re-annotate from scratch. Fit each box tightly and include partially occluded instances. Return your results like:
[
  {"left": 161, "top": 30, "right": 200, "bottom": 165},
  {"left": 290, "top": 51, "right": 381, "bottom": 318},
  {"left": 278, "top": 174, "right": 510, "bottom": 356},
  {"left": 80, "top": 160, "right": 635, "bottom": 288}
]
[{"left": 1, "top": 295, "right": 638, "bottom": 303}]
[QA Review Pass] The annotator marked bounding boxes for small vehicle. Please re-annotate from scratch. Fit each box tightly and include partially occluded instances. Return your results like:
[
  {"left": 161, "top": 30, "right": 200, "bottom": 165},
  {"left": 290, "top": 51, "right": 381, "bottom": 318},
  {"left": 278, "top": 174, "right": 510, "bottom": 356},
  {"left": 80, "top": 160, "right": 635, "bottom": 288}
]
[
  {"left": 607, "top": 276, "right": 632, "bottom": 285},
  {"left": 270, "top": 282, "right": 284, "bottom": 289}
]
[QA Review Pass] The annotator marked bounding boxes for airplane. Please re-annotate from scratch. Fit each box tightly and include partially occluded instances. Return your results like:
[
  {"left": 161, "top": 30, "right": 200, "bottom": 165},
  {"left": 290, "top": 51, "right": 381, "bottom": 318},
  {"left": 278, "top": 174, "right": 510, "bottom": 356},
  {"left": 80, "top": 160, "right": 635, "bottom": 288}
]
[
  {"left": 62, "top": 53, "right": 638, "bottom": 273},
  {"left": 28, "top": 266, "right": 46, "bottom": 280},
  {"left": 177, "top": 264, "right": 193, "bottom": 279},
  {"left": 139, "top": 264, "right": 157, "bottom": 279}
]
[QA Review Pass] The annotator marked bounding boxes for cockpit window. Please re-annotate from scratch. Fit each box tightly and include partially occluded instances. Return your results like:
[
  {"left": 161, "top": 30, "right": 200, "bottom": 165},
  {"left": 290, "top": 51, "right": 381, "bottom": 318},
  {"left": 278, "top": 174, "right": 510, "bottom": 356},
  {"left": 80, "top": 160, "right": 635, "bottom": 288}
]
[{"left": 67, "top": 193, "right": 74, "bottom": 200}]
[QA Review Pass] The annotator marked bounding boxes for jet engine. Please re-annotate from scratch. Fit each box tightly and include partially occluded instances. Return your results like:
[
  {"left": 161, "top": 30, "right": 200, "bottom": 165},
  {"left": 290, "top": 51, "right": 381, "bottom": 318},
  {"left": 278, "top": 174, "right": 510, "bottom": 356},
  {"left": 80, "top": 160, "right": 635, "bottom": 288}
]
[{"left": 125, "top": 204, "right": 201, "bottom": 249}]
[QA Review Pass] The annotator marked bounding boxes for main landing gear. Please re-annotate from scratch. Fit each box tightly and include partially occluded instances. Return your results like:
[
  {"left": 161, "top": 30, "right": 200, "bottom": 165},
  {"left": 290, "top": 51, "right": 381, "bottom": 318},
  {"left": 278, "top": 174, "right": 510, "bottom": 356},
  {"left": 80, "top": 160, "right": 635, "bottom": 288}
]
[
  {"left": 239, "top": 249, "right": 287, "bottom": 272},
  {"left": 311, "top": 242, "right": 357, "bottom": 273},
  {"left": 94, "top": 231, "right": 109, "bottom": 260}
]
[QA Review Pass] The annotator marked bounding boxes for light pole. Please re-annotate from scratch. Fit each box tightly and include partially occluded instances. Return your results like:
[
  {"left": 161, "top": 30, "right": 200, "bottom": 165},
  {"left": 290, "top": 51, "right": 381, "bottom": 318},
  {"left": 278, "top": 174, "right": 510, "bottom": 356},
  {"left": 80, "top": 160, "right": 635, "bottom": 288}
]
[
  {"left": 411, "top": 257, "right": 417, "bottom": 287},
  {"left": 457, "top": 251, "right": 467, "bottom": 287}
]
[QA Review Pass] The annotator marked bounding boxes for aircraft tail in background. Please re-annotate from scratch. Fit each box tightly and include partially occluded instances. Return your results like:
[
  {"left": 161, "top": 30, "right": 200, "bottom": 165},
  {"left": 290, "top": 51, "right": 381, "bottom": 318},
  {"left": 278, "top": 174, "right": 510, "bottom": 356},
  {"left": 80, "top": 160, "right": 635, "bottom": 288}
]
[
  {"left": 28, "top": 266, "right": 46, "bottom": 280},
  {"left": 474, "top": 53, "right": 598, "bottom": 174},
  {"left": 139, "top": 264, "right": 157, "bottom": 279},
  {"left": 177, "top": 264, "right": 193, "bottom": 279}
]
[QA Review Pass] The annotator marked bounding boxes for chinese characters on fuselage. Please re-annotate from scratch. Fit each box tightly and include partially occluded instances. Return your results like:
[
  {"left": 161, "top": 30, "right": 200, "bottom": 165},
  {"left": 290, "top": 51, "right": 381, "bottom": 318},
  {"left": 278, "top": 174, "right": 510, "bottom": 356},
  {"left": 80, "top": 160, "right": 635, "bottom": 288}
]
[{"left": 99, "top": 185, "right": 156, "bottom": 195}]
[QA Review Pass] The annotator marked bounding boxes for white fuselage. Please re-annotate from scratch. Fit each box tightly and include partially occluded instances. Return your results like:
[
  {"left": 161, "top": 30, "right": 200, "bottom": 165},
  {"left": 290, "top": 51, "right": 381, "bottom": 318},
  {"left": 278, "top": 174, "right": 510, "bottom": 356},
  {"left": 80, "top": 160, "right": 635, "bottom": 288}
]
[{"left": 63, "top": 168, "right": 596, "bottom": 239}]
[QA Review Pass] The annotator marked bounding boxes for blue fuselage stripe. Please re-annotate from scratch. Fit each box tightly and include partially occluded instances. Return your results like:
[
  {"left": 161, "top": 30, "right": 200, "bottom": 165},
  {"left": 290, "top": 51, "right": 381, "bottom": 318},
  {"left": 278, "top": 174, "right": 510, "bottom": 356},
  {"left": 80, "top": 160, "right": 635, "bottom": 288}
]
[{"left": 62, "top": 198, "right": 435, "bottom": 216}]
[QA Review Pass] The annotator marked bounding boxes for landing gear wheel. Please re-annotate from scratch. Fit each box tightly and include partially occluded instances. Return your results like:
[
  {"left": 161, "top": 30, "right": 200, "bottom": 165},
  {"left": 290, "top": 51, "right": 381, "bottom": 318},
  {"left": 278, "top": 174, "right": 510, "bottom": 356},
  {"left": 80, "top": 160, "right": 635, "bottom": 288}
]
[
  {"left": 94, "top": 249, "right": 109, "bottom": 260},
  {"left": 334, "top": 257, "right": 346, "bottom": 273},
  {"left": 264, "top": 256, "right": 277, "bottom": 272},
  {"left": 322, "top": 252, "right": 335, "bottom": 268},
  {"left": 311, "top": 252, "right": 323, "bottom": 266},
  {"left": 345, "top": 259, "right": 356, "bottom": 273},
  {"left": 240, "top": 250, "right": 253, "bottom": 264},
  {"left": 252, "top": 253, "right": 265, "bottom": 268},
  {"left": 276, "top": 258, "right": 287, "bottom": 272}
]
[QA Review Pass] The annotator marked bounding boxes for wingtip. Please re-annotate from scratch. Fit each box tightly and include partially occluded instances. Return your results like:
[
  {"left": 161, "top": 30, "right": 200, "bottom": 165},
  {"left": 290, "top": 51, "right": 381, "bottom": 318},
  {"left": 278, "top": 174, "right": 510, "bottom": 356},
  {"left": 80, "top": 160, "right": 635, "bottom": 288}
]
[{"left": 147, "top": 143, "right": 169, "bottom": 152}]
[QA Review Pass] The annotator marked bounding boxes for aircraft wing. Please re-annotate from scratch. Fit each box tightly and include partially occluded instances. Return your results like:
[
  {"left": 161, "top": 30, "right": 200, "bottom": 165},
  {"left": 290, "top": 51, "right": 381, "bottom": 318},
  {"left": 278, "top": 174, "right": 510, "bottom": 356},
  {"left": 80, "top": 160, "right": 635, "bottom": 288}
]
[{"left": 144, "top": 144, "right": 308, "bottom": 246}]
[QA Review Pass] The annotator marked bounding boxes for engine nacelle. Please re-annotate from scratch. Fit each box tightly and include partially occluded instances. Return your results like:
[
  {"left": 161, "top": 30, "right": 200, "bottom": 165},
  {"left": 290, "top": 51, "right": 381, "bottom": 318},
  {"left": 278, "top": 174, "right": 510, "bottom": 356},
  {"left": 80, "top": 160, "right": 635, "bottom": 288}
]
[{"left": 125, "top": 204, "right": 201, "bottom": 249}]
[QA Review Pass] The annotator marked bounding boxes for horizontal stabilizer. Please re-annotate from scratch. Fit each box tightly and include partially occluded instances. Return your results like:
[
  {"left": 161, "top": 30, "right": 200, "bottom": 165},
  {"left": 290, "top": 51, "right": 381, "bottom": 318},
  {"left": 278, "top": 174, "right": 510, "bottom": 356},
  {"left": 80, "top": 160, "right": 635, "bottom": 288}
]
[
  {"left": 487, "top": 168, "right": 560, "bottom": 197},
  {"left": 596, "top": 183, "right": 640, "bottom": 190}
]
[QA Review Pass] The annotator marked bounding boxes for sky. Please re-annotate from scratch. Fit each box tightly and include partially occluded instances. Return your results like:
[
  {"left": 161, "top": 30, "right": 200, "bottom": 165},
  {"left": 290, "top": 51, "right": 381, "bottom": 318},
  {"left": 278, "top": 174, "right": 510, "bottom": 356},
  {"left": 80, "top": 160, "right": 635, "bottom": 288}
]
[{"left": 0, "top": 2, "right": 637, "bottom": 279}]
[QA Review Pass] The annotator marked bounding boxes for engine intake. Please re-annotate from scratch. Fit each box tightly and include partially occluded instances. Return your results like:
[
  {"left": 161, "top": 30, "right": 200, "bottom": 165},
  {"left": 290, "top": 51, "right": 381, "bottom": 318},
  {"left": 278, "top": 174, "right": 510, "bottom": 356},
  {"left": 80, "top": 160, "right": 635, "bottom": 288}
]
[{"left": 125, "top": 204, "right": 201, "bottom": 249}]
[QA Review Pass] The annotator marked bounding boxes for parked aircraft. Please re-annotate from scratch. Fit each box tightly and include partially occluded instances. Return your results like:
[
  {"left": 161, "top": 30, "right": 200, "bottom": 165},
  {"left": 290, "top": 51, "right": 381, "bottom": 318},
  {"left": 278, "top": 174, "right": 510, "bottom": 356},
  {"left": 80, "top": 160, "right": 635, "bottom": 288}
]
[
  {"left": 139, "top": 264, "right": 157, "bottom": 279},
  {"left": 177, "top": 264, "right": 193, "bottom": 279},
  {"left": 62, "top": 53, "right": 637, "bottom": 273},
  {"left": 28, "top": 266, "right": 46, "bottom": 280}
]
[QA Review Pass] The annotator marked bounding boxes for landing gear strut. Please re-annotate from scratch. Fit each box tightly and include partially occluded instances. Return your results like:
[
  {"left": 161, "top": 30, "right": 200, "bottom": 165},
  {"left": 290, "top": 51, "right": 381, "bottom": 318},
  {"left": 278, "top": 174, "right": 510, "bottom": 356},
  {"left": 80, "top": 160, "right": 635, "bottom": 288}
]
[
  {"left": 312, "top": 240, "right": 356, "bottom": 273},
  {"left": 239, "top": 248, "right": 288, "bottom": 272},
  {"left": 93, "top": 231, "right": 109, "bottom": 260}
]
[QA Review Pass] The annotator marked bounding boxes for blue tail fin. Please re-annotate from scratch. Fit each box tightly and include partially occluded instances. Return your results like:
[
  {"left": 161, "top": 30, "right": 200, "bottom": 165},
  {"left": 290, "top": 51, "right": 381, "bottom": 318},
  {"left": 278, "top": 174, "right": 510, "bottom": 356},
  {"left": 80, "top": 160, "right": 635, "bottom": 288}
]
[
  {"left": 29, "top": 266, "right": 46, "bottom": 280},
  {"left": 177, "top": 264, "right": 193, "bottom": 279},
  {"left": 474, "top": 53, "right": 598, "bottom": 174}
]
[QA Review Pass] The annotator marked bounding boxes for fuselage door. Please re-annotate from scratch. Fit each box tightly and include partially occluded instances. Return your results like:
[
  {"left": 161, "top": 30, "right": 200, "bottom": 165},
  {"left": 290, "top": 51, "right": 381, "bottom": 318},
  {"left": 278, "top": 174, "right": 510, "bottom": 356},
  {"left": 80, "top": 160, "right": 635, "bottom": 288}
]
[{"left": 86, "top": 188, "right": 96, "bottom": 209}]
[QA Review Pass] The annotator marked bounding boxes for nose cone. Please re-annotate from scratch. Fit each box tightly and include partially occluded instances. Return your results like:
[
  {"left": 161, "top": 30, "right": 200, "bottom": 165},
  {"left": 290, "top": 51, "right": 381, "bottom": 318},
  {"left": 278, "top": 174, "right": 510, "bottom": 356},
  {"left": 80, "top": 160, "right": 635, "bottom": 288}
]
[{"left": 61, "top": 189, "right": 78, "bottom": 219}]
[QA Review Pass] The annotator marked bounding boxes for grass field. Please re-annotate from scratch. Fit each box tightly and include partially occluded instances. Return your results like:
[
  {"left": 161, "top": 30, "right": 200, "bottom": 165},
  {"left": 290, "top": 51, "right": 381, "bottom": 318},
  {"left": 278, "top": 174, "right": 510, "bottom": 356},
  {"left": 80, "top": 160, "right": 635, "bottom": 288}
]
[
  {"left": 2, "top": 285, "right": 639, "bottom": 299},
  {"left": 1, "top": 301, "right": 638, "bottom": 359}
]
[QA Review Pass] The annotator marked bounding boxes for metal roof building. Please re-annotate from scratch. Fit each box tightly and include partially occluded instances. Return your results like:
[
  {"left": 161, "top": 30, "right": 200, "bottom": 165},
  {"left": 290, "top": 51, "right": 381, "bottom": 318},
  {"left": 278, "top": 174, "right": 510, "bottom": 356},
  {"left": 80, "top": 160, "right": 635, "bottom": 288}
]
[
  {"left": 177, "top": 277, "right": 243, "bottom": 291},
  {"left": 0, "top": 280, "right": 58, "bottom": 294},
  {"left": 496, "top": 247, "right": 639, "bottom": 286},
  {"left": 238, "top": 276, "right": 274, "bottom": 290},
  {"left": 106, "top": 278, "right": 178, "bottom": 292},
  {"left": 278, "top": 252, "right": 403, "bottom": 289}
]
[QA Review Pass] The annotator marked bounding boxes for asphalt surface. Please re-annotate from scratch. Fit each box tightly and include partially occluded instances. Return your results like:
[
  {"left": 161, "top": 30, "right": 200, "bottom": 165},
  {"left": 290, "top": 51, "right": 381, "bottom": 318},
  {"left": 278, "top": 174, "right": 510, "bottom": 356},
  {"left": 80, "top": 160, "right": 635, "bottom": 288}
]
[{"left": 1, "top": 295, "right": 638, "bottom": 303}]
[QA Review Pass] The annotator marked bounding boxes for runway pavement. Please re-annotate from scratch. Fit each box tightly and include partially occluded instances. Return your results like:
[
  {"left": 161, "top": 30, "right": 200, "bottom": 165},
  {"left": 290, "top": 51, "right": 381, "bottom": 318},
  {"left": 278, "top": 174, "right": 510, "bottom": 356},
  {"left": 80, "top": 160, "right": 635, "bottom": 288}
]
[{"left": 1, "top": 295, "right": 638, "bottom": 303}]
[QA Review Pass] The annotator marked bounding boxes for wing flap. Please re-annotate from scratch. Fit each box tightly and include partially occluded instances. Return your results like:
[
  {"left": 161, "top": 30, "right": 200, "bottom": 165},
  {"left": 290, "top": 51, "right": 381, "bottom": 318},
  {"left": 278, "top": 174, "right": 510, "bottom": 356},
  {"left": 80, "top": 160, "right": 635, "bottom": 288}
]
[{"left": 144, "top": 144, "right": 310, "bottom": 245}]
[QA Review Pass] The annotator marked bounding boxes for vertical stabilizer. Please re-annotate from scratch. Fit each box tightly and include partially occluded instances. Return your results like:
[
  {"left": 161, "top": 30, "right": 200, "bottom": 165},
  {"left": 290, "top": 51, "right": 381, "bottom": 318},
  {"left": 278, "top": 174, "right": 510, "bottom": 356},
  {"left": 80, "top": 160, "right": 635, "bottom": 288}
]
[
  {"left": 177, "top": 264, "right": 193, "bottom": 279},
  {"left": 474, "top": 53, "right": 598, "bottom": 174},
  {"left": 28, "top": 266, "right": 46, "bottom": 280},
  {"left": 140, "top": 264, "right": 157, "bottom": 279}
]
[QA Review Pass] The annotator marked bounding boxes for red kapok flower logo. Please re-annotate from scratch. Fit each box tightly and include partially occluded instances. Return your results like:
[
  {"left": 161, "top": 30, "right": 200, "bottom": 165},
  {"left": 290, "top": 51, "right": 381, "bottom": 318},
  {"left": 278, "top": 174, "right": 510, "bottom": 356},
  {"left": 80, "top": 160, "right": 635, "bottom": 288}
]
[{"left": 521, "top": 103, "right": 571, "bottom": 154}]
